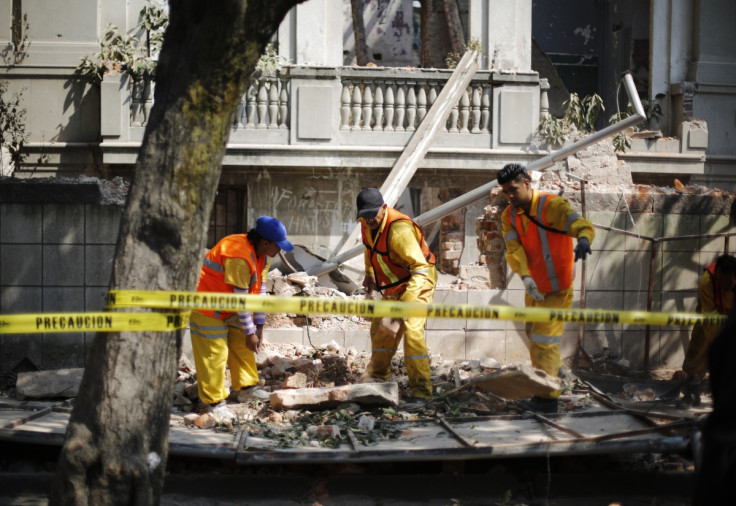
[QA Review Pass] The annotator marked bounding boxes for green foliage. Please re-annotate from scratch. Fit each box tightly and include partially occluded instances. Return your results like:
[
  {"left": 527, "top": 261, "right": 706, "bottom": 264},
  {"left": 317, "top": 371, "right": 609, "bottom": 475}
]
[
  {"left": 76, "top": 0, "right": 168, "bottom": 83},
  {"left": 252, "top": 42, "right": 289, "bottom": 81},
  {"left": 608, "top": 98, "right": 664, "bottom": 152},
  {"left": 0, "top": 81, "right": 28, "bottom": 177},
  {"left": 445, "top": 38, "right": 483, "bottom": 69},
  {"left": 538, "top": 92, "right": 604, "bottom": 148}
]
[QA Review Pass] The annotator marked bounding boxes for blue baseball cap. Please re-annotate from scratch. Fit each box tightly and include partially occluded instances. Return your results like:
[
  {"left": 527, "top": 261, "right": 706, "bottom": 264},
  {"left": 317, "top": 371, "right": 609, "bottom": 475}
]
[{"left": 255, "top": 215, "right": 294, "bottom": 252}]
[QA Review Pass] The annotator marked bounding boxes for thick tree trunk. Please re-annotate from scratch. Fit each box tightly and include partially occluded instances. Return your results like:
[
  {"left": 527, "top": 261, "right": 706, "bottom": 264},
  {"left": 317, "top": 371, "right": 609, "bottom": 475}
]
[
  {"left": 442, "top": 0, "right": 465, "bottom": 53},
  {"left": 351, "top": 0, "right": 372, "bottom": 66},
  {"left": 49, "top": 1, "right": 304, "bottom": 504}
]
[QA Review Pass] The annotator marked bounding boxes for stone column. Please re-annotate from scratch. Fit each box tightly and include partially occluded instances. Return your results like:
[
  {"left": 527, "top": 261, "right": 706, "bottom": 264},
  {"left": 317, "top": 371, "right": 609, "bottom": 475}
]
[
  {"left": 278, "top": 0, "right": 343, "bottom": 66},
  {"left": 468, "top": 0, "right": 532, "bottom": 71}
]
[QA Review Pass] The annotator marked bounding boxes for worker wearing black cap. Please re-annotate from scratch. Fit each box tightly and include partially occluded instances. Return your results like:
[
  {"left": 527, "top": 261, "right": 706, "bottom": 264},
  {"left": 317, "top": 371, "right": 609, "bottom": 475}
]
[
  {"left": 497, "top": 164, "right": 595, "bottom": 413},
  {"left": 356, "top": 188, "right": 437, "bottom": 408}
]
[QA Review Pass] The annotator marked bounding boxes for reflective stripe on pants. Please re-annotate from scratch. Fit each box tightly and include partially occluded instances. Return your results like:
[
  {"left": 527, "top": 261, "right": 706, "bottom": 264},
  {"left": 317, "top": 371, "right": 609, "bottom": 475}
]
[
  {"left": 189, "top": 310, "right": 259, "bottom": 405},
  {"left": 524, "top": 286, "right": 573, "bottom": 399}
]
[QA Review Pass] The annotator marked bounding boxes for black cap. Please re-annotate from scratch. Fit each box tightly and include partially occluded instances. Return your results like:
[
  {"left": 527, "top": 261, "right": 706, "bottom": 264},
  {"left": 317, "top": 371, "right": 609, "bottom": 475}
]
[
  {"left": 496, "top": 163, "right": 529, "bottom": 184},
  {"left": 356, "top": 188, "right": 384, "bottom": 220}
]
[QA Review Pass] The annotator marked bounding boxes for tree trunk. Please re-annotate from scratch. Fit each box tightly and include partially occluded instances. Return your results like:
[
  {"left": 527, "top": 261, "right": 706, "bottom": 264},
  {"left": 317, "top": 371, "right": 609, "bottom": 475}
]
[
  {"left": 442, "top": 0, "right": 465, "bottom": 53},
  {"left": 49, "top": 1, "right": 304, "bottom": 504},
  {"left": 350, "top": 0, "right": 372, "bottom": 66}
]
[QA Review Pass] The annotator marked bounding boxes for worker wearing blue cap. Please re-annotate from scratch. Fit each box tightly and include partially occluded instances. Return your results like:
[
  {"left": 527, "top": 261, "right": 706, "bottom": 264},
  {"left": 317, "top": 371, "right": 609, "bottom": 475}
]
[{"left": 189, "top": 216, "right": 293, "bottom": 418}]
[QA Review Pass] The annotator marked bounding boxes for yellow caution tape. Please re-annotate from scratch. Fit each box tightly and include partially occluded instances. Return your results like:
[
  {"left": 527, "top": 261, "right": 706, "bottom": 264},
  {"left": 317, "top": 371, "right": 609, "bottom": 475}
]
[
  {"left": 0, "top": 311, "right": 189, "bottom": 334},
  {"left": 106, "top": 290, "right": 726, "bottom": 327}
]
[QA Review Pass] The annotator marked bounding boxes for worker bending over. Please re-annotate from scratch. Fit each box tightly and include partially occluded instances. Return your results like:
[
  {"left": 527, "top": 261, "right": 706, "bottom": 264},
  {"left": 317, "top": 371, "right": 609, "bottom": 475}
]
[
  {"left": 190, "top": 215, "right": 293, "bottom": 419},
  {"left": 498, "top": 163, "right": 595, "bottom": 413}
]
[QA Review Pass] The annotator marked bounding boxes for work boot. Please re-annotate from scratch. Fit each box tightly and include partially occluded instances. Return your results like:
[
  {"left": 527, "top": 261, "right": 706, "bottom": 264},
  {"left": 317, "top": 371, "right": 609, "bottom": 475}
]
[
  {"left": 208, "top": 400, "right": 236, "bottom": 421},
  {"left": 399, "top": 396, "right": 430, "bottom": 412},
  {"left": 234, "top": 385, "right": 271, "bottom": 403},
  {"left": 676, "top": 378, "right": 703, "bottom": 409},
  {"left": 518, "top": 396, "right": 558, "bottom": 414}
]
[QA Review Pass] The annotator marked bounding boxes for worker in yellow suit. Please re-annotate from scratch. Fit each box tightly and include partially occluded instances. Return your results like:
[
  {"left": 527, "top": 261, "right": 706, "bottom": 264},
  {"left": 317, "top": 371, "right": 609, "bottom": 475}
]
[
  {"left": 189, "top": 215, "right": 293, "bottom": 419},
  {"left": 498, "top": 164, "right": 595, "bottom": 413},
  {"left": 356, "top": 188, "right": 437, "bottom": 408},
  {"left": 679, "top": 254, "right": 736, "bottom": 408}
]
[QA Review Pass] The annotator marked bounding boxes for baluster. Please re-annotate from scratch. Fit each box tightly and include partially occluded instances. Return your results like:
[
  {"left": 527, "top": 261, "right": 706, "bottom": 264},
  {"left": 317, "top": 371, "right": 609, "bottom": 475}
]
[
  {"left": 245, "top": 83, "right": 256, "bottom": 129},
  {"left": 142, "top": 81, "right": 154, "bottom": 126},
  {"left": 340, "top": 82, "right": 351, "bottom": 130},
  {"left": 428, "top": 82, "right": 441, "bottom": 131},
  {"left": 256, "top": 81, "right": 268, "bottom": 129},
  {"left": 470, "top": 84, "right": 481, "bottom": 133},
  {"left": 351, "top": 81, "right": 363, "bottom": 131},
  {"left": 373, "top": 82, "right": 384, "bottom": 131},
  {"left": 416, "top": 85, "right": 427, "bottom": 124},
  {"left": 406, "top": 82, "right": 416, "bottom": 131},
  {"left": 481, "top": 84, "right": 491, "bottom": 132},
  {"left": 268, "top": 79, "right": 279, "bottom": 129},
  {"left": 279, "top": 79, "right": 289, "bottom": 129},
  {"left": 540, "top": 78, "right": 550, "bottom": 119},
  {"left": 362, "top": 83, "right": 373, "bottom": 130},
  {"left": 459, "top": 88, "right": 470, "bottom": 133},
  {"left": 448, "top": 93, "right": 459, "bottom": 133},
  {"left": 384, "top": 83, "right": 395, "bottom": 131},
  {"left": 130, "top": 80, "right": 143, "bottom": 127},
  {"left": 233, "top": 97, "right": 245, "bottom": 129},
  {"left": 395, "top": 81, "right": 406, "bottom": 132}
]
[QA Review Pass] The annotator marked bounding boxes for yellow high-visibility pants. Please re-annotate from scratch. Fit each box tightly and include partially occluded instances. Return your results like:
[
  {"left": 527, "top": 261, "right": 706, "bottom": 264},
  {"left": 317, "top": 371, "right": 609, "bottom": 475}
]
[
  {"left": 524, "top": 286, "right": 573, "bottom": 399},
  {"left": 682, "top": 322, "right": 722, "bottom": 377},
  {"left": 189, "top": 310, "right": 259, "bottom": 405},
  {"left": 364, "top": 278, "right": 435, "bottom": 399}
]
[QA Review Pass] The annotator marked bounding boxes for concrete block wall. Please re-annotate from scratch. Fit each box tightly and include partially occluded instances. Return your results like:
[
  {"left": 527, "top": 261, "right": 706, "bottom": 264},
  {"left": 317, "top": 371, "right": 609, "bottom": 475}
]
[{"left": 0, "top": 194, "right": 122, "bottom": 374}]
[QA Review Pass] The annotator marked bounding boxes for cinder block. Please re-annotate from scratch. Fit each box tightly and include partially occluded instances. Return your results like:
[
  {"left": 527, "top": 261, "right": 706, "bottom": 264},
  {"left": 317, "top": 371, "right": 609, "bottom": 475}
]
[
  {"left": 587, "top": 211, "right": 628, "bottom": 251},
  {"left": 86, "top": 204, "right": 123, "bottom": 244},
  {"left": 43, "top": 245, "right": 84, "bottom": 286},
  {"left": 660, "top": 251, "right": 700, "bottom": 291},
  {"left": 427, "top": 289, "right": 467, "bottom": 330},
  {"left": 662, "top": 214, "right": 700, "bottom": 252},
  {"left": 586, "top": 250, "right": 625, "bottom": 291},
  {"left": 505, "top": 329, "right": 530, "bottom": 365},
  {"left": 583, "top": 291, "right": 623, "bottom": 331},
  {"left": 43, "top": 204, "right": 84, "bottom": 244},
  {"left": 465, "top": 330, "right": 505, "bottom": 363},
  {"left": 43, "top": 287, "right": 85, "bottom": 312},
  {"left": 582, "top": 329, "right": 622, "bottom": 358},
  {"left": 625, "top": 214, "right": 662, "bottom": 250},
  {"left": 85, "top": 245, "right": 116, "bottom": 286},
  {"left": 263, "top": 328, "right": 303, "bottom": 346},
  {"left": 307, "top": 329, "right": 345, "bottom": 348},
  {"left": 42, "top": 333, "right": 85, "bottom": 370},
  {"left": 621, "top": 330, "right": 658, "bottom": 371},
  {"left": 623, "top": 250, "right": 661, "bottom": 292},
  {"left": 0, "top": 204, "right": 42, "bottom": 243},
  {"left": 1, "top": 286, "right": 42, "bottom": 313},
  {"left": 467, "top": 290, "right": 507, "bottom": 330},
  {"left": 657, "top": 328, "right": 688, "bottom": 369},
  {"left": 1, "top": 245, "right": 42, "bottom": 285},
  {"left": 700, "top": 214, "right": 732, "bottom": 253},
  {"left": 425, "top": 329, "right": 465, "bottom": 360},
  {"left": 0, "top": 334, "right": 43, "bottom": 374},
  {"left": 343, "top": 329, "right": 371, "bottom": 353}
]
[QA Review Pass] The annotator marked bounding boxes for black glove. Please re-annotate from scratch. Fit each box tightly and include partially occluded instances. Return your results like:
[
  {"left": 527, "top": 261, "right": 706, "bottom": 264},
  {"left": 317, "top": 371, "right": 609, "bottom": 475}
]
[{"left": 574, "top": 237, "right": 591, "bottom": 262}]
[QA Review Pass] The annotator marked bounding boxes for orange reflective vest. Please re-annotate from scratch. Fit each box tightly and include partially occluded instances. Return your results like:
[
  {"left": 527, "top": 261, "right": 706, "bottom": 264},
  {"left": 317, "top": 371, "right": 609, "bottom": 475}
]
[
  {"left": 705, "top": 262, "right": 729, "bottom": 315},
  {"left": 362, "top": 208, "right": 436, "bottom": 298},
  {"left": 507, "top": 193, "right": 575, "bottom": 293},
  {"left": 197, "top": 234, "right": 264, "bottom": 319}
]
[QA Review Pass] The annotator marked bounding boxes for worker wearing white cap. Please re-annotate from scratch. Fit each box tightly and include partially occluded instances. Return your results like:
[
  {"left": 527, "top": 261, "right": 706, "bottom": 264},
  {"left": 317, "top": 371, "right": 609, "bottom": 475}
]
[{"left": 190, "top": 215, "right": 293, "bottom": 418}]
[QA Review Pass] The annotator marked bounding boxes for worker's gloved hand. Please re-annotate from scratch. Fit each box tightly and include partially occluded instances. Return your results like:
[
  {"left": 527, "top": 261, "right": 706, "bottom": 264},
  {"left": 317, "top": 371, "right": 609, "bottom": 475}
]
[
  {"left": 362, "top": 276, "right": 377, "bottom": 293},
  {"left": 574, "top": 237, "right": 591, "bottom": 262},
  {"left": 522, "top": 276, "right": 544, "bottom": 301},
  {"left": 245, "top": 332, "right": 260, "bottom": 353}
]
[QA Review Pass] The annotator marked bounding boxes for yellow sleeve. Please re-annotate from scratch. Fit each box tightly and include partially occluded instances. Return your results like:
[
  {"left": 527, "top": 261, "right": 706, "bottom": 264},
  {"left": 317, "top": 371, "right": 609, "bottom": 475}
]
[
  {"left": 387, "top": 221, "right": 434, "bottom": 303},
  {"left": 501, "top": 206, "right": 531, "bottom": 278},
  {"left": 223, "top": 257, "right": 252, "bottom": 290},
  {"left": 545, "top": 196, "right": 596, "bottom": 244}
]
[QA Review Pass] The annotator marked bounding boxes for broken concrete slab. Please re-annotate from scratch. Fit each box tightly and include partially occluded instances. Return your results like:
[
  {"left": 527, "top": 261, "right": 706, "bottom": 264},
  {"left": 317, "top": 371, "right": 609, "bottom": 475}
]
[
  {"left": 465, "top": 365, "right": 561, "bottom": 400},
  {"left": 270, "top": 382, "right": 399, "bottom": 410},
  {"left": 15, "top": 368, "right": 84, "bottom": 399}
]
